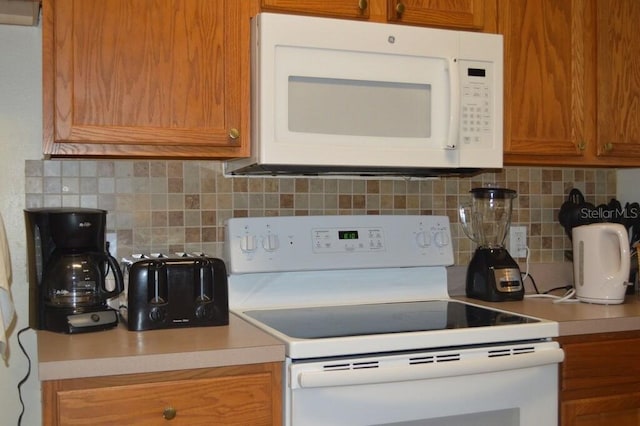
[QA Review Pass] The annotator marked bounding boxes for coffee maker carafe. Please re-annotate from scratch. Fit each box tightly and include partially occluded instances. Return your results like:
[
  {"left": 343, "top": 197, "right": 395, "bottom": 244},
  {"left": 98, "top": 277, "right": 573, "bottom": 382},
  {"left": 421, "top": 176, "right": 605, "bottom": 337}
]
[
  {"left": 25, "top": 208, "right": 124, "bottom": 333},
  {"left": 459, "top": 188, "right": 524, "bottom": 301}
]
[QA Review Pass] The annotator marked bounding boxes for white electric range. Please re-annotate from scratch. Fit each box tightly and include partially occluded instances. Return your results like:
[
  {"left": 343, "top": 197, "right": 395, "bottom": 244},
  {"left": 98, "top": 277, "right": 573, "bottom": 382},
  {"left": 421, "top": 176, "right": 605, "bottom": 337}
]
[{"left": 225, "top": 215, "right": 563, "bottom": 426}]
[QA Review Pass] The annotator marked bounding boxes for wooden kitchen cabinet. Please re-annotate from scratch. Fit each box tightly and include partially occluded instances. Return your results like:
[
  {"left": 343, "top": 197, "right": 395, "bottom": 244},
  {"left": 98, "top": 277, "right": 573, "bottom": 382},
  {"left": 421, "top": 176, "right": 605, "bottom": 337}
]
[
  {"left": 501, "top": 0, "right": 640, "bottom": 167},
  {"left": 499, "top": 0, "right": 592, "bottom": 165},
  {"left": 42, "top": 0, "right": 255, "bottom": 158},
  {"left": 42, "top": 362, "right": 282, "bottom": 425},
  {"left": 260, "top": 0, "right": 370, "bottom": 20},
  {"left": 592, "top": 0, "right": 640, "bottom": 164},
  {"left": 261, "top": 0, "right": 496, "bottom": 31},
  {"left": 385, "top": 0, "right": 490, "bottom": 30},
  {"left": 558, "top": 331, "right": 640, "bottom": 426}
]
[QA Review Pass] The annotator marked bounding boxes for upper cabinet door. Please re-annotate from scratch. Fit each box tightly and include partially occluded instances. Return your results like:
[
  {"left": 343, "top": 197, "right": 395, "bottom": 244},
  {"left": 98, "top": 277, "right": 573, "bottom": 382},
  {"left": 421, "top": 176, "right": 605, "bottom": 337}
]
[
  {"left": 43, "top": 0, "right": 252, "bottom": 158},
  {"left": 500, "top": 0, "right": 594, "bottom": 166},
  {"left": 594, "top": 0, "right": 640, "bottom": 163},
  {"left": 261, "top": 0, "right": 495, "bottom": 31},
  {"left": 387, "top": 0, "right": 489, "bottom": 30},
  {"left": 502, "top": 0, "right": 640, "bottom": 167},
  {"left": 261, "top": 0, "right": 370, "bottom": 19}
]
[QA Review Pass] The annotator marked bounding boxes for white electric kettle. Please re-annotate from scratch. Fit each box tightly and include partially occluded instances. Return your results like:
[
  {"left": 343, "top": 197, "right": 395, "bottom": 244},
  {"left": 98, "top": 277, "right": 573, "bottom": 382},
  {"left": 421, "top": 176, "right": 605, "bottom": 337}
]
[{"left": 572, "top": 223, "right": 630, "bottom": 304}]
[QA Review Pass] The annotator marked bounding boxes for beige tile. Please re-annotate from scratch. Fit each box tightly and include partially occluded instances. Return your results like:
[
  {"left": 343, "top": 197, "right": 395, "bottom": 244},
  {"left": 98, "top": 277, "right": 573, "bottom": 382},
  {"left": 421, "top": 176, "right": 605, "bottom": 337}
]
[
  {"left": 201, "top": 211, "right": 216, "bottom": 226},
  {"left": 152, "top": 211, "right": 168, "bottom": 227},
  {"left": 280, "top": 194, "right": 294, "bottom": 209},
  {"left": 167, "top": 194, "right": 184, "bottom": 210},
  {"left": 168, "top": 161, "right": 183, "bottom": 178},
  {"left": 133, "top": 161, "right": 149, "bottom": 177},
  {"left": 168, "top": 178, "right": 183, "bottom": 193},
  {"left": 168, "top": 211, "right": 184, "bottom": 226},
  {"left": 185, "top": 194, "right": 200, "bottom": 209},
  {"left": 27, "top": 160, "right": 618, "bottom": 263},
  {"left": 150, "top": 161, "right": 167, "bottom": 177}
]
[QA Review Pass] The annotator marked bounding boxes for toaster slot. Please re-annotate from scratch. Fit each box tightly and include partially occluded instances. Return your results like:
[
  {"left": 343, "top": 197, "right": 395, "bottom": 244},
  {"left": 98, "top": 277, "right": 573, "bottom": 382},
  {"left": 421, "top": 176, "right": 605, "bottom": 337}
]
[
  {"left": 147, "top": 260, "right": 168, "bottom": 306},
  {"left": 194, "top": 258, "right": 214, "bottom": 303},
  {"left": 193, "top": 258, "right": 215, "bottom": 320}
]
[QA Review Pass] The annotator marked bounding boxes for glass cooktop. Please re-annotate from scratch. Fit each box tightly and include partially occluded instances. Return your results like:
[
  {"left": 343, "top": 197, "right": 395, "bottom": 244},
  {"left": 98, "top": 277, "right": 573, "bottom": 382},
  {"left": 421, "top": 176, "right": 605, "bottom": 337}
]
[{"left": 244, "top": 300, "right": 538, "bottom": 339}]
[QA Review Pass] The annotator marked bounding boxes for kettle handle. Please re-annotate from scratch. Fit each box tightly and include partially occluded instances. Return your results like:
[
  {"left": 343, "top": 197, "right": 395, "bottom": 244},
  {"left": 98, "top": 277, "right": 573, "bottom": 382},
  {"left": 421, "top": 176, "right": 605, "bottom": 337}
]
[
  {"left": 609, "top": 224, "right": 631, "bottom": 286},
  {"left": 102, "top": 253, "right": 124, "bottom": 298}
]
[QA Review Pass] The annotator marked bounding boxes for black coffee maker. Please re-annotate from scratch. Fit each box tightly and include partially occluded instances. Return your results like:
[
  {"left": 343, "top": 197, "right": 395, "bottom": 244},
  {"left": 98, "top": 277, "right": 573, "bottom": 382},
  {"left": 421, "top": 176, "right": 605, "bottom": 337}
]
[{"left": 25, "top": 208, "right": 124, "bottom": 333}]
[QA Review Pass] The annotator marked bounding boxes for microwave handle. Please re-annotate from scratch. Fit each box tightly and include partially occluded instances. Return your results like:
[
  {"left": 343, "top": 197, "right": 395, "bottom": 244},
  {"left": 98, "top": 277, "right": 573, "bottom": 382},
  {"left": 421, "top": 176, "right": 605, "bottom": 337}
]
[{"left": 445, "top": 57, "right": 459, "bottom": 150}]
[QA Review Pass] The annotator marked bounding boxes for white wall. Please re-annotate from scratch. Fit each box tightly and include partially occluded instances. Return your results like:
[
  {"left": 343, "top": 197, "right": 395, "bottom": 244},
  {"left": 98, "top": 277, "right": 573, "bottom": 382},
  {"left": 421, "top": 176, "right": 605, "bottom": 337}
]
[
  {"left": 617, "top": 169, "right": 640, "bottom": 203},
  {"left": 0, "top": 22, "right": 43, "bottom": 425}
]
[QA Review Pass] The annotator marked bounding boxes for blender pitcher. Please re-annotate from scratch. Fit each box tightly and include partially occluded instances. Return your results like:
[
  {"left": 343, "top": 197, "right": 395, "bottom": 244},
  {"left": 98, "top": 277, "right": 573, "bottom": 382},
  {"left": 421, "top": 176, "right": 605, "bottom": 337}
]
[{"left": 459, "top": 188, "right": 524, "bottom": 301}]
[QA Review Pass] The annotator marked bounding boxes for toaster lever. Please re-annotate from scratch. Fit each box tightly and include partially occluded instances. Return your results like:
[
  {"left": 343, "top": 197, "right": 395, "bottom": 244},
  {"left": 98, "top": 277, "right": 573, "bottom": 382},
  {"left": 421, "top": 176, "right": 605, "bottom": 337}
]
[{"left": 148, "top": 260, "right": 168, "bottom": 305}]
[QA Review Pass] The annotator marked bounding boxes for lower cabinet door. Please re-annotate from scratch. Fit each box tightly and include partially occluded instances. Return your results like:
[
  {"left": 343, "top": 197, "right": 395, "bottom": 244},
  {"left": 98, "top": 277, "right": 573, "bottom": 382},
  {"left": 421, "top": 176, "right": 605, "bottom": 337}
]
[
  {"left": 562, "top": 392, "right": 640, "bottom": 426},
  {"left": 55, "top": 372, "right": 275, "bottom": 425}
]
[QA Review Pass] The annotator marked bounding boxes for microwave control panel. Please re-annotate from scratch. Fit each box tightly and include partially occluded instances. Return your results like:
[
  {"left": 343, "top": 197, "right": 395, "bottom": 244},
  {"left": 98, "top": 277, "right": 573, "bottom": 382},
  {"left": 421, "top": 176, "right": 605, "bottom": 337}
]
[{"left": 459, "top": 59, "right": 494, "bottom": 148}]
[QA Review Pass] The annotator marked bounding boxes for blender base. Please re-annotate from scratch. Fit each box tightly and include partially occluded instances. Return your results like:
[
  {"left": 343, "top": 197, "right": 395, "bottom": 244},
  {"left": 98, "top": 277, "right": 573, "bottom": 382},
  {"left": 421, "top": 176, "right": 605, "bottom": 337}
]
[{"left": 466, "top": 247, "right": 524, "bottom": 302}]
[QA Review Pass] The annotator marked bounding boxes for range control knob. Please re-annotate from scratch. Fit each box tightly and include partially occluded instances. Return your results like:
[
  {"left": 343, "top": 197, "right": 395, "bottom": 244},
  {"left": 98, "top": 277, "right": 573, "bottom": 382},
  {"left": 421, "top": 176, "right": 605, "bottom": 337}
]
[
  {"left": 434, "top": 231, "right": 450, "bottom": 248},
  {"left": 262, "top": 234, "right": 280, "bottom": 252},
  {"left": 239, "top": 235, "right": 257, "bottom": 253},
  {"left": 415, "top": 231, "right": 431, "bottom": 248}
]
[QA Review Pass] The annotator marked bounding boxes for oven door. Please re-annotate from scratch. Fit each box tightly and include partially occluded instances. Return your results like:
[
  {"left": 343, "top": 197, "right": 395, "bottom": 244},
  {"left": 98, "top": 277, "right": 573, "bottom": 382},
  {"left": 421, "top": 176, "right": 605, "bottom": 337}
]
[{"left": 286, "top": 341, "right": 563, "bottom": 426}]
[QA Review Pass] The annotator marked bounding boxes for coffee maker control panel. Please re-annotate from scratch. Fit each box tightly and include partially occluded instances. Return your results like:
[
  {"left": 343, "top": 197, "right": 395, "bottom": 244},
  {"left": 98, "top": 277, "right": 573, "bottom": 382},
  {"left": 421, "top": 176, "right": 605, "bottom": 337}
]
[{"left": 67, "top": 310, "right": 119, "bottom": 331}]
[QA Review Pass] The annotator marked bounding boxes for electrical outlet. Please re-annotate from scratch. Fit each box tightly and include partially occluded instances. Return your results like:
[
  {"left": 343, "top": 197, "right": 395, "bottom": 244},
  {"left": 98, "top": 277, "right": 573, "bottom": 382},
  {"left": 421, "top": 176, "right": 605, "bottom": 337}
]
[{"left": 509, "top": 226, "right": 528, "bottom": 258}]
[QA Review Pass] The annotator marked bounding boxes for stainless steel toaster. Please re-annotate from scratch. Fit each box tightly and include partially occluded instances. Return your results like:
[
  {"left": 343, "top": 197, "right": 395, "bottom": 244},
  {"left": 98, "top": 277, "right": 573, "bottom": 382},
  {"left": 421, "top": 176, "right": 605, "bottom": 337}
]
[{"left": 120, "top": 254, "right": 229, "bottom": 331}]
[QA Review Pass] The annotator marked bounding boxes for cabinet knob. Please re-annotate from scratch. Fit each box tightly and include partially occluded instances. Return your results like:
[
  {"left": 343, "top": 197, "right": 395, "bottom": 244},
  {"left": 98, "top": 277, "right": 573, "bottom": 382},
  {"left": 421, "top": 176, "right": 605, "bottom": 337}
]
[
  {"left": 577, "top": 141, "right": 586, "bottom": 151},
  {"left": 358, "top": 0, "right": 368, "bottom": 11},
  {"left": 163, "top": 406, "right": 177, "bottom": 420},
  {"left": 395, "top": 2, "right": 405, "bottom": 15},
  {"left": 229, "top": 128, "right": 240, "bottom": 140},
  {"left": 603, "top": 142, "right": 614, "bottom": 153}
]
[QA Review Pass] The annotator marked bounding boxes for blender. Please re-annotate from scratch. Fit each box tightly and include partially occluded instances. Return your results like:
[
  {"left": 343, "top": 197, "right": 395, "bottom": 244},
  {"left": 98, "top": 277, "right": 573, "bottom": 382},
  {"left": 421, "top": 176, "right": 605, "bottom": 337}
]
[{"left": 459, "top": 187, "right": 524, "bottom": 301}]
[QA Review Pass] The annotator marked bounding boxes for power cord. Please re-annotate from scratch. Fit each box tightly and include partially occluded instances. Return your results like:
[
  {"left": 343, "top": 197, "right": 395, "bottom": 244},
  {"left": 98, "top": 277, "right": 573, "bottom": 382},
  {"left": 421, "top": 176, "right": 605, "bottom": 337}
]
[
  {"left": 526, "top": 288, "right": 579, "bottom": 303},
  {"left": 16, "top": 326, "right": 31, "bottom": 426},
  {"left": 519, "top": 247, "right": 540, "bottom": 294},
  {"left": 519, "top": 246, "right": 578, "bottom": 302}
]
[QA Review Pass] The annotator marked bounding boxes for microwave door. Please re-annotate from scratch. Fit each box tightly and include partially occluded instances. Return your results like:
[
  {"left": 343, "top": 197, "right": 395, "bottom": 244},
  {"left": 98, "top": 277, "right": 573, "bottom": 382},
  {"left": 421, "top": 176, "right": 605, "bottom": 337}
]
[{"left": 267, "top": 48, "right": 459, "bottom": 169}]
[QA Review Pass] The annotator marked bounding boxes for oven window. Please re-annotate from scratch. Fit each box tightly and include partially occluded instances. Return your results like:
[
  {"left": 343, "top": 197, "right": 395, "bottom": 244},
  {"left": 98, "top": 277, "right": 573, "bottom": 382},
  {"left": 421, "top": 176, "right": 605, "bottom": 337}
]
[
  {"left": 288, "top": 76, "right": 431, "bottom": 138},
  {"left": 244, "top": 300, "right": 538, "bottom": 339}
]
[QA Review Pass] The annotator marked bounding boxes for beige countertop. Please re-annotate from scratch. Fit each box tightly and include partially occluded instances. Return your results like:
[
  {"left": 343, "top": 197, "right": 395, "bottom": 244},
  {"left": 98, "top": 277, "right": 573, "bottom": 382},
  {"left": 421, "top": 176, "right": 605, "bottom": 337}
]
[
  {"left": 39, "top": 290, "right": 640, "bottom": 381},
  {"left": 455, "top": 293, "right": 640, "bottom": 337},
  {"left": 37, "top": 313, "right": 285, "bottom": 381}
]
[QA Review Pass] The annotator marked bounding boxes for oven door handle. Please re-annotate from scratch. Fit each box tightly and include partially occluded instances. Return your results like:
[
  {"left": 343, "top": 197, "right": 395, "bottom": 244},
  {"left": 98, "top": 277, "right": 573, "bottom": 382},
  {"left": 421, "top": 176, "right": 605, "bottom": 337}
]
[{"left": 295, "top": 348, "right": 564, "bottom": 389}]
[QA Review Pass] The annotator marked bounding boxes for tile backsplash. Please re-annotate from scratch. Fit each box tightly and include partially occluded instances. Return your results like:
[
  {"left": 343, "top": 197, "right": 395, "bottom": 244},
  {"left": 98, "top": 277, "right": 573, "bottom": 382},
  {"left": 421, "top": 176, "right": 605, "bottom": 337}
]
[{"left": 25, "top": 160, "right": 616, "bottom": 265}]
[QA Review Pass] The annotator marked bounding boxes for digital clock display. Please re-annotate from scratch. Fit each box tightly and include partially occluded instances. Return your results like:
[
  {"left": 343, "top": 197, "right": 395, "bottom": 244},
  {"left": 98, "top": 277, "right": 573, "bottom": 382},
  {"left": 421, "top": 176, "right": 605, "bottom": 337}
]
[
  {"left": 467, "top": 67, "right": 486, "bottom": 77},
  {"left": 338, "top": 230, "right": 359, "bottom": 240}
]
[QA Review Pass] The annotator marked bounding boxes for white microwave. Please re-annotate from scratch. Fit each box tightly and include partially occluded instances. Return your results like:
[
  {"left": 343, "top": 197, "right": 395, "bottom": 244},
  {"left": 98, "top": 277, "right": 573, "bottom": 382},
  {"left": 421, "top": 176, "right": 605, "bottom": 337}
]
[{"left": 224, "top": 13, "right": 503, "bottom": 178}]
